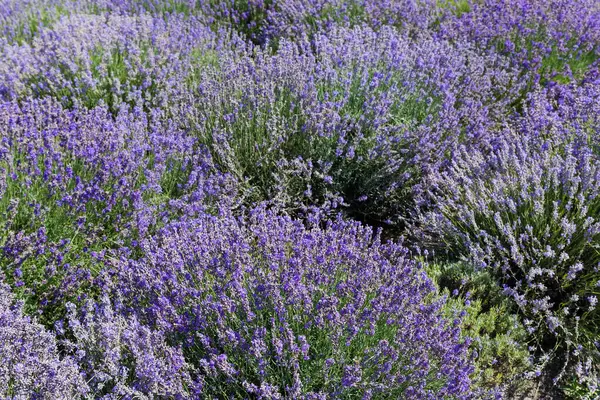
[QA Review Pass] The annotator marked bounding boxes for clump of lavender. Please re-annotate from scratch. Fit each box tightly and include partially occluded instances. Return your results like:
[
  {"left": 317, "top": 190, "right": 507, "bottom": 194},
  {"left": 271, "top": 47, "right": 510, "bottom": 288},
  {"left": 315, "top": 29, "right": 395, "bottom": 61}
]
[
  {"left": 0, "top": 98, "right": 232, "bottom": 325},
  {"left": 419, "top": 130, "right": 600, "bottom": 387},
  {"left": 0, "top": 279, "right": 87, "bottom": 398},
  {"left": 263, "top": 0, "right": 441, "bottom": 42},
  {"left": 0, "top": 12, "right": 220, "bottom": 113},
  {"left": 74, "top": 0, "right": 440, "bottom": 45},
  {"left": 0, "top": 0, "right": 78, "bottom": 45},
  {"left": 110, "top": 207, "right": 475, "bottom": 398},
  {"left": 440, "top": 0, "right": 600, "bottom": 84},
  {"left": 60, "top": 295, "right": 195, "bottom": 398},
  {"left": 185, "top": 24, "right": 521, "bottom": 228}
]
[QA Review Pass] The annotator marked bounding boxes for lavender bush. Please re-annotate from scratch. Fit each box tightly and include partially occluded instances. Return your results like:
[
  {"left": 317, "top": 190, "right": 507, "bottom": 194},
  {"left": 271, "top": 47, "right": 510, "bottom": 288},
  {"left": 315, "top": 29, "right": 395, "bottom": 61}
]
[
  {"left": 110, "top": 208, "right": 474, "bottom": 398},
  {"left": 419, "top": 128, "right": 600, "bottom": 390},
  {"left": 0, "top": 13, "right": 223, "bottom": 113},
  {"left": 439, "top": 0, "right": 600, "bottom": 86},
  {"left": 62, "top": 295, "right": 195, "bottom": 398},
  {"left": 182, "top": 24, "right": 522, "bottom": 229},
  {"left": 0, "top": 98, "right": 231, "bottom": 325}
]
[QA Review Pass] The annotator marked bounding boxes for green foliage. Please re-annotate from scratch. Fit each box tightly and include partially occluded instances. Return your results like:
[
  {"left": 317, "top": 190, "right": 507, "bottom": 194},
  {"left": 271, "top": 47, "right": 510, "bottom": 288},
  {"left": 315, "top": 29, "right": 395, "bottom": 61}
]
[
  {"left": 302, "top": 1, "right": 366, "bottom": 33},
  {"left": 427, "top": 262, "right": 533, "bottom": 393},
  {"left": 143, "top": 0, "right": 196, "bottom": 16},
  {"left": 186, "top": 48, "right": 221, "bottom": 88},
  {"left": 437, "top": 0, "right": 471, "bottom": 16},
  {"left": 563, "top": 380, "right": 600, "bottom": 400}
]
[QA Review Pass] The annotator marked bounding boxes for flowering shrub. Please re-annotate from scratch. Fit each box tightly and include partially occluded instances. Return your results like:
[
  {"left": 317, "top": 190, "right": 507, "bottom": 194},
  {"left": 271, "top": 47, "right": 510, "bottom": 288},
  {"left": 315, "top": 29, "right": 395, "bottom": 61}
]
[
  {"left": 1, "top": 274, "right": 194, "bottom": 399},
  {"left": 439, "top": 0, "right": 600, "bottom": 85},
  {"left": 111, "top": 208, "right": 474, "bottom": 398},
  {"left": 0, "top": 98, "right": 231, "bottom": 324},
  {"left": 62, "top": 296, "right": 195, "bottom": 398},
  {"left": 184, "top": 24, "right": 522, "bottom": 228},
  {"left": 420, "top": 131, "right": 600, "bottom": 389},
  {"left": 0, "top": 13, "right": 223, "bottom": 113}
]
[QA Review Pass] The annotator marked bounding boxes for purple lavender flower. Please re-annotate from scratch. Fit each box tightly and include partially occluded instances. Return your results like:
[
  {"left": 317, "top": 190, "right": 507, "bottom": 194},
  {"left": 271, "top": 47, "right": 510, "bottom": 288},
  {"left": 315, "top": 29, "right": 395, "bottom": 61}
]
[
  {"left": 0, "top": 279, "right": 88, "bottom": 398},
  {"left": 63, "top": 295, "right": 194, "bottom": 397}
]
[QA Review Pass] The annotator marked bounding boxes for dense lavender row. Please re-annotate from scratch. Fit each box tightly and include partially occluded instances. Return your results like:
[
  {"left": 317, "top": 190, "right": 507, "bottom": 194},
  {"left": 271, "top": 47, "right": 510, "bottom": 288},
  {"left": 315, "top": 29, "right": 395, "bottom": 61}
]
[{"left": 0, "top": 0, "right": 599, "bottom": 398}]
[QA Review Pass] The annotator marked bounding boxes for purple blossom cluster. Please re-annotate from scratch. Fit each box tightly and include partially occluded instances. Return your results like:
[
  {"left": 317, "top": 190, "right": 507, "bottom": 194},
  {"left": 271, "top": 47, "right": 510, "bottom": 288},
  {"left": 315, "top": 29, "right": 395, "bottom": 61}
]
[
  {"left": 1, "top": 0, "right": 600, "bottom": 397},
  {"left": 62, "top": 295, "right": 194, "bottom": 397},
  {"left": 0, "top": 12, "right": 227, "bottom": 112},
  {"left": 0, "top": 97, "right": 231, "bottom": 324}
]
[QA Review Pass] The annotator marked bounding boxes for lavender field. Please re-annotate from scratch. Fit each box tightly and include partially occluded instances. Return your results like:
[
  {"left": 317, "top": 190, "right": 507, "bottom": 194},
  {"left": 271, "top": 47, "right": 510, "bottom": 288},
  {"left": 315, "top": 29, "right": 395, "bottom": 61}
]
[{"left": 0, "top": 0, "right": 599, "bottom": 398}]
